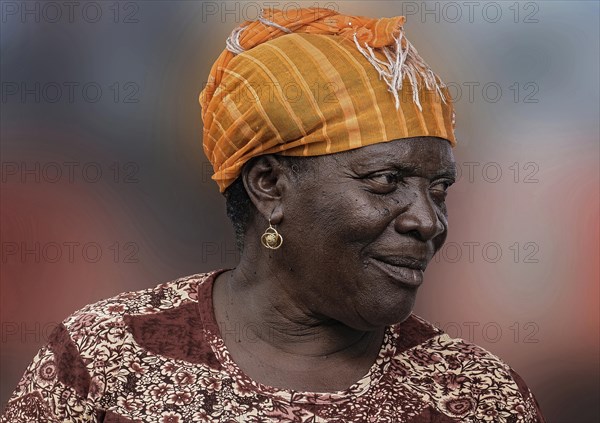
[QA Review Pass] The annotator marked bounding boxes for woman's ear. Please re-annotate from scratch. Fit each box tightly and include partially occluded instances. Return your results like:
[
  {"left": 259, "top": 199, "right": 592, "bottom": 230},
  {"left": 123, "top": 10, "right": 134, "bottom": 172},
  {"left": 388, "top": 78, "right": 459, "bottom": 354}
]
[{"left": 242, "top": 155, "right": 287, "bottom": 224}]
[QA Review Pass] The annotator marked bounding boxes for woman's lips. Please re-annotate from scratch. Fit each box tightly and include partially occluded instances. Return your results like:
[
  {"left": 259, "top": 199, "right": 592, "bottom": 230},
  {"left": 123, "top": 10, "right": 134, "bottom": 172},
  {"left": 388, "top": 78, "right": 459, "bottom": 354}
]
[{"left": 369, "top": 257, "right": 425, "bottom": 288}]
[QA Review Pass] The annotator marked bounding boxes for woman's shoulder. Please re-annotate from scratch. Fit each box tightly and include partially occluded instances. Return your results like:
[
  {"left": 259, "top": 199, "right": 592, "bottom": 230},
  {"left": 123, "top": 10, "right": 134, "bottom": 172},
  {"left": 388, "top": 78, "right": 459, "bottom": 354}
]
[
  {"left": 59, "top": 272, "right": 214, "bottom": 346},
  {"left": 388, "top": 314, "right": 546, "bottom": 421},
  {"left": 61, "top": 271, "right": 215, "bottom": 336},
  {"left": 390, "top": 313, "right": 527, "bottom": 378},
  {"left": 1, "top": 271, "right": 221, "bottom": 422}
]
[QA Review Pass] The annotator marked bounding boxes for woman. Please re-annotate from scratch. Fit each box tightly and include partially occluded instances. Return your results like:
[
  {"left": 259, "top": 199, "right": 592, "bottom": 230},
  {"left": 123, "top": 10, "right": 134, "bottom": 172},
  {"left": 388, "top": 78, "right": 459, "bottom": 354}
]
[{"left": 2, "top": 8, "right": 545, "bottom": 422}]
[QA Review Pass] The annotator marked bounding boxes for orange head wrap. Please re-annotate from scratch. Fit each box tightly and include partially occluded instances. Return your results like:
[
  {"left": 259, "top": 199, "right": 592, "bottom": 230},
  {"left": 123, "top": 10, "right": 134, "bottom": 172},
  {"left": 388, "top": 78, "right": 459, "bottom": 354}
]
[{"left": 200, "top": 7, "right": 456, "bottom": 192}]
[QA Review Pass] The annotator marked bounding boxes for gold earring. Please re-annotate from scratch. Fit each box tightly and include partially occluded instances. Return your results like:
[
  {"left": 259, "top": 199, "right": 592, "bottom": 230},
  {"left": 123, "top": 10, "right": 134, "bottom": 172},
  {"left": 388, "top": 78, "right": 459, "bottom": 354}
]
[{"left": 261, "top": 219, "right": 283, "bottom": 249}]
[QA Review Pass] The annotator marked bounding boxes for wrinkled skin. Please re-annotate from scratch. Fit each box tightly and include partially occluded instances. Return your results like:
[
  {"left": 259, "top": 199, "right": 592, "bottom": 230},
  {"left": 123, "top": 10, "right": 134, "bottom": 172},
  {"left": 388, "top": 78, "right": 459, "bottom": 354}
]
[{"left": 212, "top": 137, "right": 456, "bottom": 391}]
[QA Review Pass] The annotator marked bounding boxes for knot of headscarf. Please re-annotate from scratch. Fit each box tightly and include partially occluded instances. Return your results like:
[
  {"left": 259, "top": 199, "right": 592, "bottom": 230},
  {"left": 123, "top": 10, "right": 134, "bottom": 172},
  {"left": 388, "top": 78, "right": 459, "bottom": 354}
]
[
  {"left": 199, "top": 7, "right": 455, "bottom": 192},
  {"left": 201, "top": 8, "right": 408, "bottom": 109}
]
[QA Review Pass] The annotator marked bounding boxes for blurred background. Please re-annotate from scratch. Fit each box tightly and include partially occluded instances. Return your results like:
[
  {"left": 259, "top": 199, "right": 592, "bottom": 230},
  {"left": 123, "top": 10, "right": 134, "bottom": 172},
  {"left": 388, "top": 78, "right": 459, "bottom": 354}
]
[{"left": 1, "top": 1, "right": 598, "bottom": 421}]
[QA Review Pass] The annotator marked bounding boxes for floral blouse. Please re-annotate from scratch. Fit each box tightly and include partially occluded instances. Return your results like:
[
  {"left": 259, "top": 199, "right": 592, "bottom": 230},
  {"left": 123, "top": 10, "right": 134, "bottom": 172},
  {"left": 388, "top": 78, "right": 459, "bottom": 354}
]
[{"left": 1, "top": 269, "right": 546, "bottom": 422}]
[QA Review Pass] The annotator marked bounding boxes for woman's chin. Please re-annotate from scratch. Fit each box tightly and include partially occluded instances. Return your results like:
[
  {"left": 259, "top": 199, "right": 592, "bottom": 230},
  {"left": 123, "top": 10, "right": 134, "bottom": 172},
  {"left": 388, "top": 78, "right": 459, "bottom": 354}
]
[{"left": 350, "top": 297, "right": 416, "bottom": 330}]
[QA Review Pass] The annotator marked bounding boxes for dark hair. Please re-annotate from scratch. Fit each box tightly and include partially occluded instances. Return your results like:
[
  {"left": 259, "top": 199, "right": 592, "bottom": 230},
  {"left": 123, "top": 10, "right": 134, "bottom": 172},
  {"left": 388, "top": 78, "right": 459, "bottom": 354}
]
[{"left": 224, "top": 155, "right": 311, "bottom": 251}]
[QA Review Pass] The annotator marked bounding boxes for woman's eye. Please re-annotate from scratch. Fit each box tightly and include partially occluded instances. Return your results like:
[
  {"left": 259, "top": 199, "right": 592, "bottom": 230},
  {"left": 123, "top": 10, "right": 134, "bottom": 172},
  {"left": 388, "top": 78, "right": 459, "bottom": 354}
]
[
  {"left": 429, "top": 180, "right": 453, "bottom": 201},
  {"left": 370, "top": 172, "right": 398, "bottom": 185},
  {"left": 365, "top": 172, "right": 400, "bottom": 193}
]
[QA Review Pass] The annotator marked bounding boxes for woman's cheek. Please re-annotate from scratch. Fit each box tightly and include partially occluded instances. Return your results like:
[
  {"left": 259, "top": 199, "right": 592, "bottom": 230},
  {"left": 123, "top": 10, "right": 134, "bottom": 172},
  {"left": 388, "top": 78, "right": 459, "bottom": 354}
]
[{"left": 340, "top": 197, "right": 395, "bottom": 242}]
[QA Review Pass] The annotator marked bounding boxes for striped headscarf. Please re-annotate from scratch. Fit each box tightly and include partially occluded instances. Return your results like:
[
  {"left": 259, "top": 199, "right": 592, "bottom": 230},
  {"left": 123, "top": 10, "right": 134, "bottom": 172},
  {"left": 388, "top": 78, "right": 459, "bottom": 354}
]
[{"left": 200, "top": 7, "right": 456, "bottom": 192}]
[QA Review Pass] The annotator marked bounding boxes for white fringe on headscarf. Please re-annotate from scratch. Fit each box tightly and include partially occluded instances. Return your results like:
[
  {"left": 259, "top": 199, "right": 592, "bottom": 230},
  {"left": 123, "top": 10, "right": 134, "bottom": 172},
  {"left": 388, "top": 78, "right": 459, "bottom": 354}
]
[
  {"left": 257, "top": 11, "right": 292, "bottom": 34},
  {"left": 353, "top": 32, "right": 447, "bottom": 111},
  {"left": 225, "top": 25, "right": 247, "bottom": 55},
  {"left": 226, "top": 8, "right": 291, "bottom": 55}
]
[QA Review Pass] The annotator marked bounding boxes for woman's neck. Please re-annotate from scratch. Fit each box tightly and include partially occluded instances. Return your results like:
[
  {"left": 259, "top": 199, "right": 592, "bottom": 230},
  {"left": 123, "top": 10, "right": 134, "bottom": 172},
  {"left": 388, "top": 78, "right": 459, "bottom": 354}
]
[
  {"left": 216, "top": 265, "right": 383, "bottom": 356},
  {"left": 211, "top": 265, "right": 386, "bottom": 391}
]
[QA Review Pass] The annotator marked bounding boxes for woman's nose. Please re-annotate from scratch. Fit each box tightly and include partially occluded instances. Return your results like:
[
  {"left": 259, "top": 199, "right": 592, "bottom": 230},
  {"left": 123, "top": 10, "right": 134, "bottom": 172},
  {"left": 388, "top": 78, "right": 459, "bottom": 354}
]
[{"left": 393, "top": 190, "right": 445, "bottom": 241}]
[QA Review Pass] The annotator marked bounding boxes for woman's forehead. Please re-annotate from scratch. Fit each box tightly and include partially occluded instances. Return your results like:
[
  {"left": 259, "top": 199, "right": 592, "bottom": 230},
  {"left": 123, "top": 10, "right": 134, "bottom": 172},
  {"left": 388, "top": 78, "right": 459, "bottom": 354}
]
[{"left": 331, "top": 138, "right": 455, "bottom": 172}]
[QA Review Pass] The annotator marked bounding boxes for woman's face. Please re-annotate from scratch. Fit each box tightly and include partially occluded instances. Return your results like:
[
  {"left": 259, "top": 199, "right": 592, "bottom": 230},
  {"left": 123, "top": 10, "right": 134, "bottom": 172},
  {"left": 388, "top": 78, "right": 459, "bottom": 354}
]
[{"left": 276, "top": 137, "right": 456, "bottom": 330}]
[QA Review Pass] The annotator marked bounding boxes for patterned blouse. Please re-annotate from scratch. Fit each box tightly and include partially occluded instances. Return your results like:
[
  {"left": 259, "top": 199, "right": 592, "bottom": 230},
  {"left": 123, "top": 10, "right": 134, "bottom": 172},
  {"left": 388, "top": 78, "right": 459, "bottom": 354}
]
[{"left": 2, "top": 269, "right": 546, "bottom": 422}]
